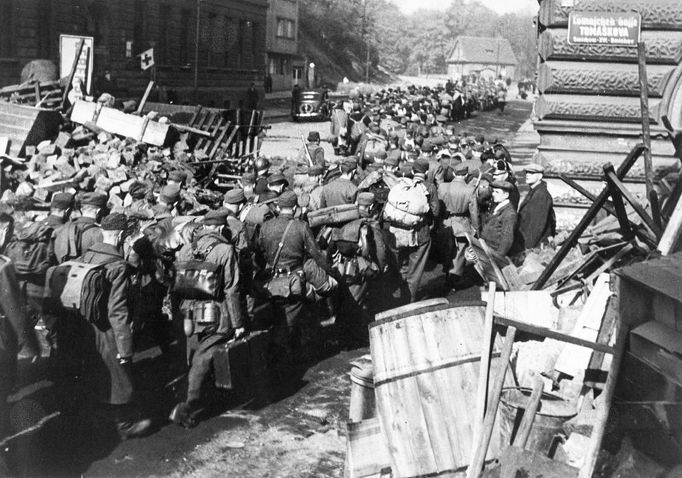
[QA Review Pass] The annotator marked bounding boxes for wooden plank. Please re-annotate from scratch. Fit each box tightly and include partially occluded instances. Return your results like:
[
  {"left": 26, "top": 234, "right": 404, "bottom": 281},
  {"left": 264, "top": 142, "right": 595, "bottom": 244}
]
[
  {"left": 70, "top": 100, "right": 98, "bottom": 125},
  {"left": 554, "top": 274, "right": 612, "bottom": 380},
  {"left": 346, "top": 418, "right": 392, "bottom": 478},
  {"left": 136, "top": 81, "right": 155, "bottom": 114},
  {"left": 494, "top": 316, "right": 615, "bottom": 356},
  {"left": 493, "top": 290, "right": 557, "bottom": 329},
  {"left": 61, "top": 38, "right": 84, "bottom": 110},
  {"left": 96, "top": 107, "right": 145, "bottom": 140},
  {"left": 208, "top": 120, "right": 231, "bottom": 161}
]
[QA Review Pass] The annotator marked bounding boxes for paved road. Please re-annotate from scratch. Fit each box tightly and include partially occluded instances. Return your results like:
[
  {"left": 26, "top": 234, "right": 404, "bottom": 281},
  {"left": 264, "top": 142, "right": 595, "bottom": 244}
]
[{"left": 4, "top": 100, "right": 535, "bottom": 478}]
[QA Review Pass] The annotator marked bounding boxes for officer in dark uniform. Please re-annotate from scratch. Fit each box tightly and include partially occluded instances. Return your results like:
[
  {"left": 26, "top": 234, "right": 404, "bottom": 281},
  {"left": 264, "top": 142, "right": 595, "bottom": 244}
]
[
  {"left": 223, "top": 189, "right": 254, "bottom": 322},
  {"left": 170, "top": 210, "right": 244, "bottom": 428},
  {"left": 257, "top": 191, "right": 328, "bottom": 358},
  {"left": 512, "top": 163, "right": 556, "bottom": 255},
  {"left": 80, "top": 213, "right": 151, "bottom": 439}
]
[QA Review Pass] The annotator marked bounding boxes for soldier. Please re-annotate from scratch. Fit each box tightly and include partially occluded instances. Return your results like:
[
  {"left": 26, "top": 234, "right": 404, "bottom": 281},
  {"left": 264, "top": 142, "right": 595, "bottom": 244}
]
[
  {"left": 319, "top": 159, "right": 358, "bottom": 208},
  {"left": 126, "top": 181, "right": 154, "bottom": 218},
  {"left": 53, "top": 192, "right": 107, "bottom": 263},
  {"left": 170, "top": 210, "right": 245, "bottom": 428},
  {"left": 222, "top": 189, "right": 253, "bottom": 322},
  {"left": 300, "top": 131, "right": 325, "bottom": 166},
  {"left": 438, "top": 165, "right": 479, "bottom": 277},
  {"left": 80, "top": 213, "right": 151, "bottom": 439},
  {"left": 390, "top": 160, "right": 438, "bottom": 303},
  {"left": 491, "top": 161, "right": 520, "bottom": 209},
  {"left": 512, "top": 163, "right": 556, "bottom": 254},
  {"left": 480, "top": 181, "right": 517, "bottom": 258},
  {"left": 253, "top": 157, "right": 272, "bottom": 195},
  {"left": 0, "top": 256, "right": 40, "bottom": 440},
  {"left": 306, "top": 165, "right": 325, "bottom": 211},
  {"left": 151, "top": 184, "right": 182, "bottom": 219},
  {"left": 167, "top": 170, "right": 188, "bottom": 188},
  {"left": 257, "top": 191, "right": 328, "bottom": 359}
]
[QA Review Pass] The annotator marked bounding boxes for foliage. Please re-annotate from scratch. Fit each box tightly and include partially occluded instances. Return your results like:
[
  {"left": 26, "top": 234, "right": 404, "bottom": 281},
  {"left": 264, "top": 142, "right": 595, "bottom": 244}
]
[{"left": 299, "top": 0, "right": 538, "bottom": 81}]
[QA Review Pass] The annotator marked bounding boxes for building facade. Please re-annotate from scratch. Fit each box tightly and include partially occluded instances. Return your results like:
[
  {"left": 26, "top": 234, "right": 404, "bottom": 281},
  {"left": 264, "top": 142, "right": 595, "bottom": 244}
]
[
  {"left": 0, "top": 0, "right": 267, "bottom": 107},
  {"left": 265, "top": 0, "right": 303, "bottom": 92},
  {"left": 446, "top": 36, "right": 517, "bottom": 80}
]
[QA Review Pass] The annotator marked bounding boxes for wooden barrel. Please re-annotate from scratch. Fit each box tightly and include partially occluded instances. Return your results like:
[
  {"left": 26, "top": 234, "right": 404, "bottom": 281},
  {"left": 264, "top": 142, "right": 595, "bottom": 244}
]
[{"left": 370, "top": 300, "right": 505, "bottom": 478}]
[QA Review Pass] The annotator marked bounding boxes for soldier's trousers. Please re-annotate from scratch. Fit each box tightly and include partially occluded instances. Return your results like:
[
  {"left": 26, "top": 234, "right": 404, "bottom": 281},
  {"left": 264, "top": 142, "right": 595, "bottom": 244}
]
[
  {"left": 186, "top": 332, "right": 230, "bottom": 405},
  {"left": 395, "top": 239, "right": 431, "bottom": 303}
]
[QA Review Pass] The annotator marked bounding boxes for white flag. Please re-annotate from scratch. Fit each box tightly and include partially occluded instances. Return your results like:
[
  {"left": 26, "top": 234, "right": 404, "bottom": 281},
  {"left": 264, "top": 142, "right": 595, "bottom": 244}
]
[{"left": 140, "top": 48, "right": 155, "bottom": 70}]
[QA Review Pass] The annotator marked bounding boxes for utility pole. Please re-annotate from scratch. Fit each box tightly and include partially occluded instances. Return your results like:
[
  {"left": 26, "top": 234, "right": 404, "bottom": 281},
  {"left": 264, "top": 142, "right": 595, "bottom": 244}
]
[
  {"left": 194, "top": 0, "right": 201, "bottom": 102},
  {"left": 495, "top": 37, "right": 500, "bottom": 78},
  {"left": 364, "top": 0, "right": 370, "bottom": 83}
]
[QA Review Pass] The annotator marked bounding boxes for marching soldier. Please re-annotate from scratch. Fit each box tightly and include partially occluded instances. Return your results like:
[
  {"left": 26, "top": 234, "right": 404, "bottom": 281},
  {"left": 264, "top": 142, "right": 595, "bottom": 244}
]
[
  {"left": 80, "top": 213, "right": 152, "bottom": 439},
  {"left": 319, "top": 159, "right": 358, "bottom": 208},
  {"left": 299, "top": 131, "right": 325, "bottom": 166},
  {"left": 53, "top": 192, "right": 107, "bottom": 263},
  {"left": 170, "top": 210, "right": 245, "bottom": 428}
]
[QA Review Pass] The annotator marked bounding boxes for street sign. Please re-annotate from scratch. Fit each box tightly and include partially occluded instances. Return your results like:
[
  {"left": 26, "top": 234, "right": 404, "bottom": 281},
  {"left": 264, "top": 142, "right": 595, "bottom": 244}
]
[
  {"left": 59, "top": 35, "right": 94, "bottom": 92},
  {"left": 140, "top": 48, "right": 155, "bottom": 71},
  {"left": 568, "top": 12, "right": 641, "bottom": 47}
]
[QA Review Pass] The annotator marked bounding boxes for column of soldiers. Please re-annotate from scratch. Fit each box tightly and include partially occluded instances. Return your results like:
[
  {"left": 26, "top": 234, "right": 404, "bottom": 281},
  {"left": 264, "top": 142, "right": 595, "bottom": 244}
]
[{"left": 0, "top": 84, "right": 555, "bottom": 450}]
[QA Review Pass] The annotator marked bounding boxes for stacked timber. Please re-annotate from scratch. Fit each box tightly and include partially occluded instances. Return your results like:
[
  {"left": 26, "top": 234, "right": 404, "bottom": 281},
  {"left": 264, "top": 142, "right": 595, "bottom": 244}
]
[{"left": 535, "top": 0, "right": 682, "bottom": 226}]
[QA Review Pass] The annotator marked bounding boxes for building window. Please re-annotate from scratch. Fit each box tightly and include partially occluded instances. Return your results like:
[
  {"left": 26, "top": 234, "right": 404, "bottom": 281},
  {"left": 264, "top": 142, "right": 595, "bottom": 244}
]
[
  {"left": 159, "top": 5, "right": 170, "bottom": 64},
  {"left": 278, "top": 57, "right": 289, "bottom": 75},
  {"left": 180, "top": 9, "right": 191, "bottom": 65},
  {"left": 276, "top": 18, "right": 295, "bottom": 40},
  {"left": 268, "top": 57, "right": 276, "bottom": 75}
]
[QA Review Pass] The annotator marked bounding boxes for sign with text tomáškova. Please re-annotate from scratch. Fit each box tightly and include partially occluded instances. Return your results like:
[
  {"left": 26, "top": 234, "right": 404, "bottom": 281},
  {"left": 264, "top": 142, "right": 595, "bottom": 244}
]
[
  {"left": 59, "top": 35, "right": 94, "bottom": 92},
  {"left": 568, "top": 12, "right": 641, "bottom": 47}
]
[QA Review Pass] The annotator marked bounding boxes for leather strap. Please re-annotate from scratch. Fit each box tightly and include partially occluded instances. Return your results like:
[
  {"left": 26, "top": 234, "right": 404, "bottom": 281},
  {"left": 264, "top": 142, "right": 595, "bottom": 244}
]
[{"left": 271, "top": 220, "right": 294, "bottom": 271}]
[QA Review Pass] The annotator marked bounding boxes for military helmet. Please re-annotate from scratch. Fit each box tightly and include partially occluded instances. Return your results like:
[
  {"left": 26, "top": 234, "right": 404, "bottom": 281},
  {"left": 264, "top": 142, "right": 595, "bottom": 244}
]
[{"left": 254, "top": 157, "right": 270, "bottom": 172}]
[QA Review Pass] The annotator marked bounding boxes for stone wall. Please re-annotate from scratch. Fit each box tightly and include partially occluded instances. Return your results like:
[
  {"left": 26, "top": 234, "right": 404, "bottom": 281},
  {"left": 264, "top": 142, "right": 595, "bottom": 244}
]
[{"left": 534, "top": 0, "right": 682, "bottom": 220}]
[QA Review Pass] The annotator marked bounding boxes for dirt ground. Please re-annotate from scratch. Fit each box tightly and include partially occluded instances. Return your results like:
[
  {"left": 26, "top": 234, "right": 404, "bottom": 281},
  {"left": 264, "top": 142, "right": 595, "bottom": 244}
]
[{"left": 3, "top": 101, "right": 535, "bottom": 478}]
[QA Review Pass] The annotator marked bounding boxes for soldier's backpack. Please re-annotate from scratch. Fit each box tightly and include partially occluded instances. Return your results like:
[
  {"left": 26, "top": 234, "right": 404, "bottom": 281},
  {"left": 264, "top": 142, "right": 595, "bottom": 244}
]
[
  {"left": 172, "top": 236, "right": 225, "bottom": 301},
  {"left": 53, "top": 222, "right": 100, "bottom": 263},
  {"left": 240, "top": 197, "right": 276, "bottom": 245},
  {"left": 4, "top": 222, "right": 55, "bottom": 284},
  {"left": 44, "top": 254, "right": 120, "bottom": 325},
  {"left": 383, "top": 178, "right": 430, "bottom": 229},
  {"left": 362, "top": 132, "right": 387, "bottom": 160}
]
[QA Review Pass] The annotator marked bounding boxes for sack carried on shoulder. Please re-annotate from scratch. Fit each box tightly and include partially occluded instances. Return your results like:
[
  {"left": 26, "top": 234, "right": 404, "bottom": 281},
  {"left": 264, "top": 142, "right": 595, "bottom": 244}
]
[
  {"left": 44, "top": 259, "right": 112, "bottom": 325},
  {"left": 383, "top": 178, "right": 430, "bottom": 229},
  {"left": 172, "top": 239, "right": 223, "bottom": 301},
  {"left": 5, "top": 222, "right": 55, "bottom": 283}
]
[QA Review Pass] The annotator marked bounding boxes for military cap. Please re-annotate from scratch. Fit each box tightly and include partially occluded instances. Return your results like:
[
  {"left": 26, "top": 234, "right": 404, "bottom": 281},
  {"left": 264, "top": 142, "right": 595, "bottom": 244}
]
[
  {"left": 494, "top": 148, "right": 506, "bottom": 159},
  {"left": 307, "top": 131, "right": 320, "bottom": 142},
  {"left": 421, "top": 142, "right": 434, "bottom": 153},
  {"left": 308, "top": 165, "right": 324, "bottom": 176},
  {"left": 81, "top": 192, "right": 108, "bottom": 208},
  {"left": 454, "top": 164, "right": 469, "bottom": 176},
  {"left": 51, "top": 192, "right": 74, "bottom": 209},
  {"left": 523, "top": 163, "right": 545, "bottom": 174},
  {"left": 224, "top": 188, "right": 246, "bottom": 205},
  {"left": 475, "top": 135, "right": 485, "bottom": 144},
  {"left": 491, "top": 180, "right": 514, "bottom": 192},
  {"left": 480, "top": 173, "right": 494, "bottom": 184},
  {"left": 277, "top": 190, "right": 298, "bottom": 208},
  {"left": 168, "top": 170, "right": 188, "bottom": 183},
  {"left": 357, "top": 192, "right": 375, "bottom": 206},
  {"left": 129, "top": 181, "right": 148, "bottom": 199},
  {"left": 101, "top": 213, "right": 128, "bottom": 231},
  {"left": 159, "top": 184, "right": 181, "bottom": 203},
  {"left": 267, "top": 173, "right": 288, "bottom": 185},
  {"left": 385, "top": 154, "right": 400, "bottom": 167},
  {"left": 341, "top": 159, "right": 357, "bottom": 173},
  {"left": 412, "top": 159, "right": 429, "bottom": 174},
  {"left": 202, "top": 209, "right": 229, "bottom": 225}
]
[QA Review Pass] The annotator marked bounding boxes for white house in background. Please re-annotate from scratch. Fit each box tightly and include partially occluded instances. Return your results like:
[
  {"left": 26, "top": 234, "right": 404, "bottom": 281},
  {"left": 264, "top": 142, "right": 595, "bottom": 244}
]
[{"left": 446, "top": 36, "right": 518, "bottom": 80}]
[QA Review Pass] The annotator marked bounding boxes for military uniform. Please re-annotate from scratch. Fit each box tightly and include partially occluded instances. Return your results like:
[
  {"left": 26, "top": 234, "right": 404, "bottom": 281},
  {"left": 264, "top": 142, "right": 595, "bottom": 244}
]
[
  {"left": 438, "top": 173, "right": 479, "bottom": 275},
  {"left": 175, "top": 230, "right": 244, "bottom": 407},
  {"left": 80, "top": 242, "right": 136, "bottom": 406},
  {"left": 319, "top": 177, "right": 358, "bottom": 208},
  {"left": 257, "top": 209, "right": 327, "bottom": 352},
  {"left": 0, "top": 256, "right": 38, "bottom": 437},
  {"left": 53, "top": 216, "right": 103, "bottom": 263}
]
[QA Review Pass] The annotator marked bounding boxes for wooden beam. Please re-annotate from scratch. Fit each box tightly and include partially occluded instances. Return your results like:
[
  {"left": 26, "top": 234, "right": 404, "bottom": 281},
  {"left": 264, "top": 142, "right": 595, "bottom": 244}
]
[
  {"left": 136, "top": 81, "right": 155, "bottom": 114},
  {"left": 605, "top": 169, "right": 634, "bottom": 239},
  {"left": 604, "top": 164, "right": 662, "bottom": 238},
  {"left": 61, "top": 38, "right": 85, "bottom": 110}
]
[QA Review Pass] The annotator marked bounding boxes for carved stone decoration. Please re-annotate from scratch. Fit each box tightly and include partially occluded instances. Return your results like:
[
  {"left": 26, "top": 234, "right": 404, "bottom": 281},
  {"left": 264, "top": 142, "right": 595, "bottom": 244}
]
[
  {"left": 538, "top": 61, "right": 675, "bottom": 96},
  {"left": 538, "top": 29, "right": 682, "bottom": 64},
  {"left": 535, "top": 95, "right": 661, "bottom": 122},
  {"left": 539, "top": 0, "right": 682, "bottom": 30}
]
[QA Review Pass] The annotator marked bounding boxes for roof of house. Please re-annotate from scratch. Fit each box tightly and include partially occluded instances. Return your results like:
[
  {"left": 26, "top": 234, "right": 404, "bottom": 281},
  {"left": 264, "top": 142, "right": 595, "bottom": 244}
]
[{"left": 446, "top": 36, "right": 518, "bottom": 66}]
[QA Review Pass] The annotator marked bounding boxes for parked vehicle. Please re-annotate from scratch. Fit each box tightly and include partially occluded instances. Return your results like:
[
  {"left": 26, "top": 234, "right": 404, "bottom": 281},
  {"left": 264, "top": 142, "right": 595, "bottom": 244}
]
[{"left": 291, "top": 89, "right": 330, "bottom": 122}]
